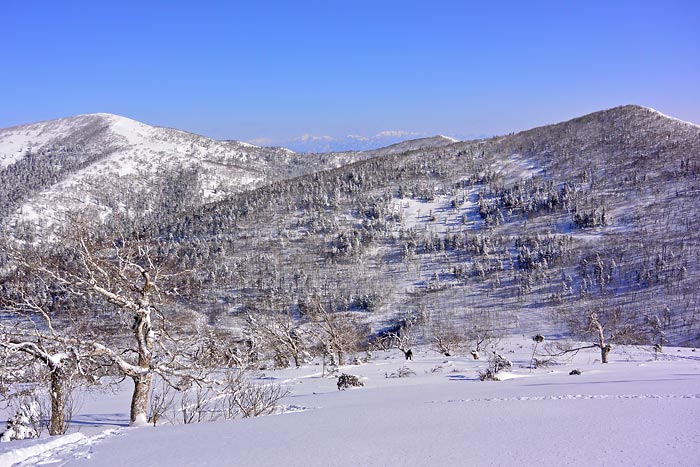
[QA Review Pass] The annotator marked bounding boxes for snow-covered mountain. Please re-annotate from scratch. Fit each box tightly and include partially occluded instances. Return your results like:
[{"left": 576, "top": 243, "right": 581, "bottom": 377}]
[
  {"left": 0, "top": 113, "right": 295, "bottom": 230},
  {"left": 2, "top": 106, "right": 700, "bottom": 467},
  {"left": 0, "top": 114, "right": 462, "bottom": 234}
]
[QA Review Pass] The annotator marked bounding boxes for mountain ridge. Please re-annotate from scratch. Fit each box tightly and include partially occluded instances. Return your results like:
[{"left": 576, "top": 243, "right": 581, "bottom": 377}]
[
  {"left": 143, "top": 103, "right": 700, "bottom": 346},
  {"left": 2, "top": 105, "right": 699, "bottom": 349},
  {"left": 0, "top": 112, "right": 467, "bottom": 233}
]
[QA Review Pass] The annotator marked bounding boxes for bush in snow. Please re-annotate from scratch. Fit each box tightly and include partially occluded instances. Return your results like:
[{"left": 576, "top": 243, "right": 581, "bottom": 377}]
[
  {"left": 478, "top": 352, "right": 512, "bottom": 382},
  {"left": 385, "top": 365, "right": 416, "bottom": 379},
  {"left": 1, "top": 399, "right": 42, "bottom": 442},
  {"left": 478, "top": 368, "right": 500, "bottom": 382},
  {"left": 491, "top": 353, "right": 512, "bottom": 373},
  {"left": 337, "top": 373, "right": 364, "bottom": 390},
  {"left": 532, "top": 357, "right": 555, "bottom": 368},
  {"left": 223, "top": 372, "right": 291, "bottom": 418}
]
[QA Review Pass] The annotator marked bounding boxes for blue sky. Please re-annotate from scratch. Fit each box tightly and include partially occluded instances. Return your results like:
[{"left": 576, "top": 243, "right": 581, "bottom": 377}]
[{"left": 2, "top": 0, "right": 699, "bottom": 145}]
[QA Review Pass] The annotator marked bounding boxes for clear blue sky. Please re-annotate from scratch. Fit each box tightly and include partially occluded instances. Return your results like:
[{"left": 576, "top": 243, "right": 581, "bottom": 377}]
[{"left": 2, "top": 0, "right": 698, "bottom": 143}]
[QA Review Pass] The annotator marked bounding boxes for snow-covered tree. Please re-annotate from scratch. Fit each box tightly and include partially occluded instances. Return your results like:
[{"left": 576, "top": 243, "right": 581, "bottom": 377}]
[
  {"left": 0, "top": 263, "right": 97, "bottom": 435},
  {"left": 308, "top": 298, "right": 366, "bottom": 370},
  {"left": 1, "top": 399, "right": 42, "bottom": 442},
  {"left": 1, "top": 229, "right": 215, "bottom": 427},
  {"left": 245, "top": 311, "right": 311, "bottom": 368}
]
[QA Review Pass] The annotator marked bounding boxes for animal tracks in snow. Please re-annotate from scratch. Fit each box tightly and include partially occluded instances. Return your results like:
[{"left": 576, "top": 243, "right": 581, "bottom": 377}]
[
  {"left": 1, "top": 429, "right": 122, "bottom": 467},
  {"left": 430, "top": 393, "right": 700, "bottom": 404}
]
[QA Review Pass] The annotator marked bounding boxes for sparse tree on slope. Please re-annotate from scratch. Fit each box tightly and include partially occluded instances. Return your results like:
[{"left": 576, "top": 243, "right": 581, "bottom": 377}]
[{"left": 554, "top": 305, "right": 653, "bottom": 363}]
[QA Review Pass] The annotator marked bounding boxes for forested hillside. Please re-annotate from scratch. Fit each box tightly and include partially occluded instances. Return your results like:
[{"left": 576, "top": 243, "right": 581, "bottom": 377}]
[
  {"left": 91, "top": 104, "right": 700, "bottom": 350},
  {"left": 2, "top": 104, "right": 699, "bottom": 380}
]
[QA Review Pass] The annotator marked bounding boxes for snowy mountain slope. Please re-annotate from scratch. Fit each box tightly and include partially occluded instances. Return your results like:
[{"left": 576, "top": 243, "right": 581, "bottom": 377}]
[
  {"left": 1, "top": 340, "right": 698, "bottom": 466},
  {"left": 154, "top": 104, "right": 700, "bottom": 348},
  {"left": 0, "top": 114, "right": 460, "bottom": 234},
  {"left": 307, "top": 135, "right": 459, "bottom": 170},
  {"left": 2, "top": 106, "right": 700, "bottom": 466},
  {"left": 0, "top": 113, "right": 285, "bottom": 230}
]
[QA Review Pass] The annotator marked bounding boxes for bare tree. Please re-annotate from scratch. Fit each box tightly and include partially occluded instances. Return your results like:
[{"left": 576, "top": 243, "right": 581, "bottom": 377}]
[
  {"left": 432, "top": 334, "right": 460, "bottom": 357},
  {"left": 0, "top": 338, "right": 80, "bottom": 436},
  {"left": 1, "top": 231, "right": 214, "bottom": 426},
  {"left": 0, "top": 270, "right": 98, "bottom": 435},
  {"left": 385, "top": 331, "right": 414, "bottom": 360},
  {"left": 308, "top": 298, "right": 366, "bottom": 371},
  {"left": 554, "top": 306, "right": 653, "bottom": 363},
  {"left": 245, "top": 309, "right": 310, "bottom": 368},
  {"left": 467, "top": 323, "right": 497, "bottom": 359}
]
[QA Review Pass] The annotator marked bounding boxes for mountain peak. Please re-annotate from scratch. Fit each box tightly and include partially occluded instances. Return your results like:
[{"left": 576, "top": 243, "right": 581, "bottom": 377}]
[{"left": 588, "top": 104, "right": 700, "bottom": 129}]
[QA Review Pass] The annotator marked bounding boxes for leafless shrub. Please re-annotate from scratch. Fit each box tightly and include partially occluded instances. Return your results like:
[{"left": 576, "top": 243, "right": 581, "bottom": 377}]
[
  {"left": 386, "top": 365, "right": 415, "bottom": 378},
  {"left": 382, "top": 331, "right": 414, "bottom": 360},
  {"left": 467, "top": 325, "right": 498, "bottom": 354},
  {"left": 432, "top": 332, "right": 464, "bottom": 357},
  {"left": 532, "top": 357, "right": 556, "bottom": 368},
  {"left": 149, "top": 381, "right": 175, "bottom": 426},
  {"left": 478, "top": 369, "right": 500, "bottom": 381},
  {"left": 230, "top": 381, "right": 291, "bottom": 418},
  {"left": 218, "top": 370, "right": 290, "bottom": 419},
  {"left": 219, "top": 371, "right": 246, "bottom": 420},
  {"left": 179, "top": 386, "right": 218, "bottom": 425},
  {"left": 478, "top": 352, "right": 511, "bottom": 382},
  {"left": 429, "top": 314, "right": 466, "bottom": 357}
]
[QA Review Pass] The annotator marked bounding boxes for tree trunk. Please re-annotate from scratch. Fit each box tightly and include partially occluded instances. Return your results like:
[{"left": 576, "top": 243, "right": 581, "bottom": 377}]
[
  {"left": 601, "top": 344, "right": 611, "bottom": 364},
  {"left": 49, "top": 367, "right": 68, "bottom": 436},
  {"left": 130, "top": 372, "right": 153, "bottom": 426},
  {"left": 131, "top": 306, "right": 154, "bottom": 426}
]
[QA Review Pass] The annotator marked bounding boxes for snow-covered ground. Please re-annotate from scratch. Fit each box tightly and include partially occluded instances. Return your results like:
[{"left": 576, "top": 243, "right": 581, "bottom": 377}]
[
  {"left": 390, "top": 188, "right": 481, "bottom": 234},
  {"left": 1, "top": 337, "right": 698, "bottom": 466}
]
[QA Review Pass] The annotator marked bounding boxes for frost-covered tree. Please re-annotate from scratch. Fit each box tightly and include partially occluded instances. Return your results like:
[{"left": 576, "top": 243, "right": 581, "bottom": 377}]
[
  {"left": 245, "top": 311, "right": 311, "bottom": 368},
  {"left": 1, "top": 229, "right": 214, "bottom": 427},
  {"left": 308, "top": 298, "right": 366, "bottom": 370},
  {"left": 0, "top": 259, "right": 98, "bottom": 435}
]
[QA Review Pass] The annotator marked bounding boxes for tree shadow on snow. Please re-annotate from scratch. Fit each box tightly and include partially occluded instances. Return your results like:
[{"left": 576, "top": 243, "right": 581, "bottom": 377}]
[
  {"left": 70, "top": 413, "right": 130, "bottom": 427},
  {"left": 447, "top": 374, "right": 477, "bottom": 381}
]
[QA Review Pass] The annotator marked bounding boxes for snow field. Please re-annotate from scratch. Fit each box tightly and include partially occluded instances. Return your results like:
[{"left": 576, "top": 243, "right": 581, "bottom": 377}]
[{"left": 2, "top": 337, "right": 698, "bottom": 466}]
